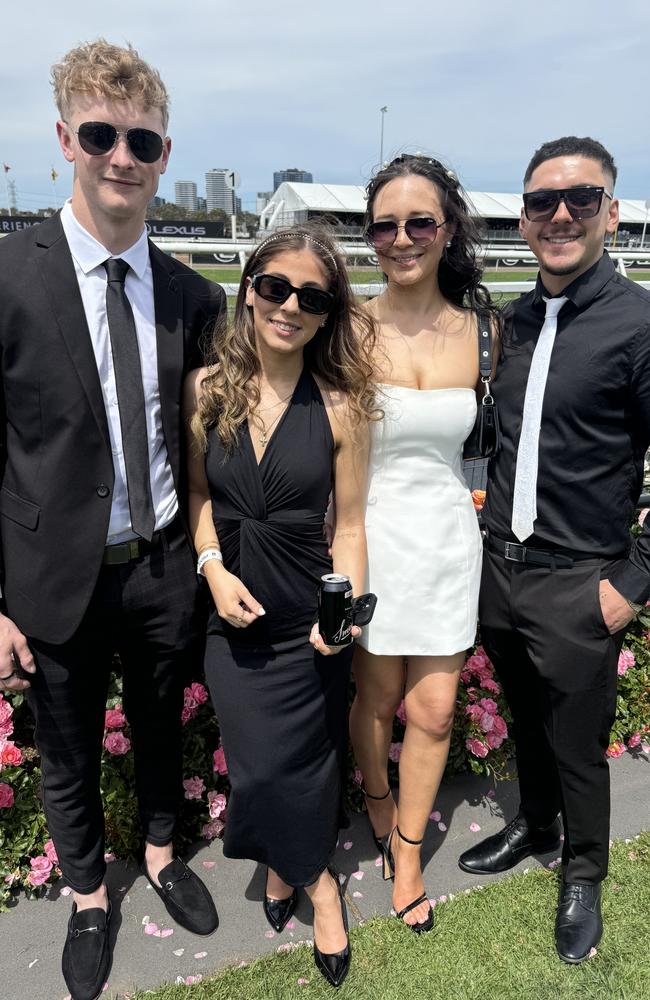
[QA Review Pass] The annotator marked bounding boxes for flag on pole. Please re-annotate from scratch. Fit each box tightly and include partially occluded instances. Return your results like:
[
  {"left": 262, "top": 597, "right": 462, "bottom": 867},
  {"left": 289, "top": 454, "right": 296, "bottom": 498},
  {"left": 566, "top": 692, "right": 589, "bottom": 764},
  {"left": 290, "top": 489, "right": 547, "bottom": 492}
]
[
  {"left": 51, "top": 167, "right": 58, "bottom": 182},
  {"left": 3, "top": 164, "right": 10, "bottom": 173}
]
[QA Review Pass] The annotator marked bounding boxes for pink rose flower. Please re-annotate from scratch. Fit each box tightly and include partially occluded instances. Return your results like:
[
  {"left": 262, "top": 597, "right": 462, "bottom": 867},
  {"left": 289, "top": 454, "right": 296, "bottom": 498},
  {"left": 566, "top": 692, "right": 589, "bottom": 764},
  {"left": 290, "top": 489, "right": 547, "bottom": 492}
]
[
  {"left": 104, "top": 706, "right": 126, "bottom": 729},
  {"left": 103, "top": 731, "right": 131, "bottom": 755},
  {"left": 202, "top": 819, "right": 224, "bottom": 840},
  {"left": 481, "top": 677, "right": 501, "bottom": 694},
  {"left": 0, "top": 782, "right": 14, "bottom": 808},
  {"left": 213, "top": 746, "right": 228, "bottom": 775},
  {"left": 183, "top": 776, "right": 206, "bottom": 801},
  {"left": 395, "top": 700, "right": 407, "bottom": 724},
  {"left": 388, "top": 741, "right": 402, "bottom": 762},
  {"left": 188, "top": 682, "right": 208, "bottom": 705},
  {"left": 0, "top": 696, "right": 13, "bottom": 739},
  {"left": 0, "top": 739, "right": 22, "bottom": 768},
  {"left": 485, "top": 730, "right": 504, "bottom": 750},
  {"left": 465, "top": 704, "right": 483, "bottom": 722},
  {"left": 627, "top": 732, "right": 642, "bottom": 749},
  {"left": 207, "top": 790, "right": 227, "bottom": 819},
  {"left": 492, "top": 715, "right": 508, "bottom": 737},
  {"left": 478, "top": 698, "right": 498, "bottom": 714},
  {"left": 466, "top": 738, "right": 489, "bottom": 759},
  {"left": 617, "top": 649, "right": 635, "bottom": 677},
  {"left": 606, "top": 740, "right": 626, "bottom": 758},
  {"left": 43, "top": 838, "right": 58, "bottom": 864},
  {"left": 27, "top": 855, "right": 53, "bottom": 886},
  {"left": 479, "top": 711, "right": 495, "bottom": 733}
]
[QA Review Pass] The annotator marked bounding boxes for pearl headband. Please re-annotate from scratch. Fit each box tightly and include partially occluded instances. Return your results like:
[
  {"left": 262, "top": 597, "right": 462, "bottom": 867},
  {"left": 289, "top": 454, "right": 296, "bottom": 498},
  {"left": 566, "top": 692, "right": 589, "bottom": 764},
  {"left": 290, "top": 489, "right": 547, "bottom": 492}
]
[{"left": 256, "top": 232, "right": 338, "bottom": 267}]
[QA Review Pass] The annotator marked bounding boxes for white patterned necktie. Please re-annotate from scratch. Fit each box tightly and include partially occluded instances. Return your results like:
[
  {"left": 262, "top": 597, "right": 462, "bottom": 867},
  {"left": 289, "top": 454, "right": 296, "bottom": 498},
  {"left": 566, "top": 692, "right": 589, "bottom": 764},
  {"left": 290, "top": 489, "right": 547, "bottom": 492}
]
[{"left": 511, "top": 295, "right": 568, "bottom": 542}]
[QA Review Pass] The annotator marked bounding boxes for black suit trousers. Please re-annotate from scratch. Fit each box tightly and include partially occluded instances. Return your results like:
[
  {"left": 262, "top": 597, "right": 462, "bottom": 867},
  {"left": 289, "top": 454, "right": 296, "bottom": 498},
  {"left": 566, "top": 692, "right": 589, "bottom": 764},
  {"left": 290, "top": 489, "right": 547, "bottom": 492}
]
[
  {"left": 25, "top": 527, "right": 202, "bottom": 893},
  {"left": 479, "top": 547, "right": 626, "bottom": 884}
]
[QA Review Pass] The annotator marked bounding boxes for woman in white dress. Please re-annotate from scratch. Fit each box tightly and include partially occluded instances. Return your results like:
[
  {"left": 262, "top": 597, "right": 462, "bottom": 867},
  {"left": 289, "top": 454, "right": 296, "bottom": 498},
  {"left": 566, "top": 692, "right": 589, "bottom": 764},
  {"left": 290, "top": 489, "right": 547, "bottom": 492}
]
[{"left": 349, "top": 154, "right": 500, "bottom": 932}]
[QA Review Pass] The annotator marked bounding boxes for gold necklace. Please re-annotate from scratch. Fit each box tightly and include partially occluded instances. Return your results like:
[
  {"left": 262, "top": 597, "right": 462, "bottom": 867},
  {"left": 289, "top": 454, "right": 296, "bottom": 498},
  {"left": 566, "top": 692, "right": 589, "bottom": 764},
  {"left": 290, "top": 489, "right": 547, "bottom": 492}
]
[
  {"left": 254, "top": 404, "right": 288, "bottom": 448},
  {"left": 254, "top": 389, "right": 295, "bottom": 415}
]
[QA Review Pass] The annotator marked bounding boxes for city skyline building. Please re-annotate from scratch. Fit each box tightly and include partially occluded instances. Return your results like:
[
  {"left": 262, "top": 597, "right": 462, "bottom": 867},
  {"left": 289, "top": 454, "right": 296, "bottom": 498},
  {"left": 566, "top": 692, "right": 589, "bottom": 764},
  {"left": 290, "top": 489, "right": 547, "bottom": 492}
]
[
  {"left": 256, "top": 191, "right": 273, "bottom": 213},
  {"left": 205, "top": 168, "right": 236, "bottom": 214},
  {"left": 174, "top": 180, "right": 198, "bottom": 211},
  {"left": 273, "top": 168, "right": 313, "bottom": 192}
]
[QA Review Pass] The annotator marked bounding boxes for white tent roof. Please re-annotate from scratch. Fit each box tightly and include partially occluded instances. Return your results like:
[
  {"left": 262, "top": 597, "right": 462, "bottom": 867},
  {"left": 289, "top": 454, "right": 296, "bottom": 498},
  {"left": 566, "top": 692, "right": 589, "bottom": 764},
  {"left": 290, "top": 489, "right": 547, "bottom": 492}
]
[{"left": 262, "top": 182, "right": 649, "bottom": 225}]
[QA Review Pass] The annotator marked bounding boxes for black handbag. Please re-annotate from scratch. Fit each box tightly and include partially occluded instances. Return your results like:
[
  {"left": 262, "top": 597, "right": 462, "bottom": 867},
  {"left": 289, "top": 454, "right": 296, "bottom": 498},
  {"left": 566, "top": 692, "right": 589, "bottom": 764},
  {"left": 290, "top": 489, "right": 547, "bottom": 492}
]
[{"left": 463, "top": 309, "right": 501, "bottom": 459}]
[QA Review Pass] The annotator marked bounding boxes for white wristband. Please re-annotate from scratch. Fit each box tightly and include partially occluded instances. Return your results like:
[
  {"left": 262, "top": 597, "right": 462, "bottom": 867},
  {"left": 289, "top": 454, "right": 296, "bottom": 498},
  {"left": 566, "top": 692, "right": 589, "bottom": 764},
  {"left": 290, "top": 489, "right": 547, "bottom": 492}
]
[{"left": 197, "top": 548, "right": 223, "bottom": 576}]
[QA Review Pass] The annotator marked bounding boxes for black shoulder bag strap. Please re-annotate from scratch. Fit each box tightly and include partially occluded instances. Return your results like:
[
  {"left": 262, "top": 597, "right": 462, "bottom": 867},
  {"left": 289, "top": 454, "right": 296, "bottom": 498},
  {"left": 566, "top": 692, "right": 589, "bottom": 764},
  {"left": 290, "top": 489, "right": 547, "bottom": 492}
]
[{"left": 463, "top": 309, "right": 501, "bottom": 459}]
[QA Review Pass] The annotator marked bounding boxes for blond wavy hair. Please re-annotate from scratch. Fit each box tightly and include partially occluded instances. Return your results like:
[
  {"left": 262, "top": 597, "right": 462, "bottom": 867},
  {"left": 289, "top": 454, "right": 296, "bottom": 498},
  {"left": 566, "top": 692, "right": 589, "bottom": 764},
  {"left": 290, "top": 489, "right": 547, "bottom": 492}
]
[
  {"left": 193, "top": 225, "right": 379, "bottom": 452},
  {"left": 51, "top": 38, "right": 169, "bottom": 129}
]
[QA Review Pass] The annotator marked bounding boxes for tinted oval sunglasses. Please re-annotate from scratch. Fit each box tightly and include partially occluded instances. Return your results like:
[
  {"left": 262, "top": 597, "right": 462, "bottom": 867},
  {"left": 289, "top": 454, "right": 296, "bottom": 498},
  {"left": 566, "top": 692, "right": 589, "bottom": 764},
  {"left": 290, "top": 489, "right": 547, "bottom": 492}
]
[
  {"left": 365, "top": 216, "right": 448, "bottom": 249},
  {"left": 250, "top": 274, "right": 334, "bottom": 315},
  {"left": 68, "top": 121, "right": 164, "bottom": 164},
  {"left": 522, "top": 186, "right": 612, "bottom": 222}
]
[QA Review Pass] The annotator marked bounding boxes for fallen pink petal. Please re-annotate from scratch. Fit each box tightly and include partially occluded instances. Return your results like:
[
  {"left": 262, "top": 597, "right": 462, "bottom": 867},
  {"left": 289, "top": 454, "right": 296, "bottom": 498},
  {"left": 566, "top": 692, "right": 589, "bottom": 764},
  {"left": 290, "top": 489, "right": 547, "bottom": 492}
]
[
  {"left": 469, "top": 822, "right": 481, "bottom": 832},
  {"left": 343, "top": 841, "right": 353, "bottom": 850},
  {"left": 160, "top": 928, "right": 173, "bottom": 938},
  {"left": 144, "top": 922, "right": 158, "bottom": 935},
  {"left": 438, "top": 821, "right": 447, "bottom": 832},
  {"left": 173, "top": 948, "right": 184, "bottom": 957},
  {"left": 352, "top": 870, "right": 364, "bottom": 880},
  {"left": 202, "top": 861, "right": 216, "bottom": 869},
  {"left": 194, "top": 951, "right": 208, "bottom": 959},
  {"left": 352, "top": 891, "right": 363, "bottom": 899},
  {"left": 60, "top": 886, "right": 72, "bottom": 896},
  {"left": 430, "top": 810, "right": 441, "bottom": 822},
  {"left": 297, "top": 978, "right": 309, "bottom": 985},
  {"left": 589, "top": 947, "right": 598, "bottom": 958},
  {"left": 264, "top": 930, "right": 275, "bottom": 938}
]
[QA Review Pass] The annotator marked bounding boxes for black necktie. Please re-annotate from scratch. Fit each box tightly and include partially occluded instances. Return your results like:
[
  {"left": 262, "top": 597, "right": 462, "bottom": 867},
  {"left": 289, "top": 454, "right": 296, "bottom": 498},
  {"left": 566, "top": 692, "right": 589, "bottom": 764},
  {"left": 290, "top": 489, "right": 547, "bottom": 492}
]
[{"left": 103, "top": 257, "right": 155, "bottom": 541}]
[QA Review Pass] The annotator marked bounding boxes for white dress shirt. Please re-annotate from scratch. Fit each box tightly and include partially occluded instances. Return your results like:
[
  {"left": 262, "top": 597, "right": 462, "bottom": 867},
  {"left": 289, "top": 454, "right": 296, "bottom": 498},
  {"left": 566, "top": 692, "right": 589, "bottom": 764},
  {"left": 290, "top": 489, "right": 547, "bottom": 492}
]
[{"left": 60, "top": 200, "right": 178, "bottom": 543}]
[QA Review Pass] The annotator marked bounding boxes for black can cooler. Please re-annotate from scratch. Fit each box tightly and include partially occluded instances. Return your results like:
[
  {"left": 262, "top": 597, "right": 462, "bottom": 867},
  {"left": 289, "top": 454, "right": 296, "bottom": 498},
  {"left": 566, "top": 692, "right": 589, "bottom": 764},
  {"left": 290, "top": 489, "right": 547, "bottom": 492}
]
[{"left": 319, "top": 573, "right": 353, "bottom": 646}]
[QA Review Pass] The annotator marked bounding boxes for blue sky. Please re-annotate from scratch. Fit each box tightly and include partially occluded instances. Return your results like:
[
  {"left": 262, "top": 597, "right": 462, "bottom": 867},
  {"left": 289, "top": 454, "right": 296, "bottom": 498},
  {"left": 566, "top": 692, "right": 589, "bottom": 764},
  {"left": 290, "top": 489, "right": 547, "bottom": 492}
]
[{"left": 2, "top": 0, "right": 649, "bottom": 213}]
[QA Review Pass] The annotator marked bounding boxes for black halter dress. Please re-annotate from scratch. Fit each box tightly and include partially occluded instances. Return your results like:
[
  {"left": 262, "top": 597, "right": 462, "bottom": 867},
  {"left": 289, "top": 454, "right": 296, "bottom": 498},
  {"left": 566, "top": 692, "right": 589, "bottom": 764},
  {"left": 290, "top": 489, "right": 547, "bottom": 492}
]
[{"left": 204, "top": 368, "right": 353, "bottom": 887}]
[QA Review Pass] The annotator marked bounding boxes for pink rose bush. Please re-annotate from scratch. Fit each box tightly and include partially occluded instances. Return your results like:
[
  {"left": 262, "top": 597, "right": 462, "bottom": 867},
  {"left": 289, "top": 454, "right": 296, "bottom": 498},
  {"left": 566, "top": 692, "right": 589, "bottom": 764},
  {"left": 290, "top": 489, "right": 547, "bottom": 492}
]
[
  {"left": 104, "top": 731, "right": 131, "bottom": 755},
  {"left": 182, "top": 682, "right": 209, "bottom": 725},
  {"left": 183, "top": 776, "right": 206, "bottom": 801},
  {"left": 213, "top": 745, "right": 228, "bottom": 775},
  {"left": 0, "top": 694, "right": 14, "bottom": 738},
  {"left": 105, "top": 706, "right": 126, "bottom": 729}
]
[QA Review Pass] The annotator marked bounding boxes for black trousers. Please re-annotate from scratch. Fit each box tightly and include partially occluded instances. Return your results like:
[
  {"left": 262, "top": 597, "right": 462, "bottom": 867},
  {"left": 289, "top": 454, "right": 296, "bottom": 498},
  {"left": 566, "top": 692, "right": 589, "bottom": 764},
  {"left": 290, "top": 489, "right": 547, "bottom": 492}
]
[
  {"left": 479, "top": 547, "right": 626, "bottom": 884},
  {"left": 25, "top": 525, "right": 201, "bottom": 894}
]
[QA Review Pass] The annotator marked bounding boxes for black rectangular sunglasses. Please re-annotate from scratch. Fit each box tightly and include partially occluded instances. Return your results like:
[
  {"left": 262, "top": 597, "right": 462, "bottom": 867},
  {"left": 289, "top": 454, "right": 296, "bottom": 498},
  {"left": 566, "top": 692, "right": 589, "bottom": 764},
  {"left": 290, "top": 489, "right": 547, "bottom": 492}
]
[
  {"left": 251, "top": 274, "right": 334, "bottom": 315},
  {"left": 72, "top": 121, "right": 164, "bottom": 163},
  {"left": 523, "top": 186, "right": 611, "bottom": 222}
]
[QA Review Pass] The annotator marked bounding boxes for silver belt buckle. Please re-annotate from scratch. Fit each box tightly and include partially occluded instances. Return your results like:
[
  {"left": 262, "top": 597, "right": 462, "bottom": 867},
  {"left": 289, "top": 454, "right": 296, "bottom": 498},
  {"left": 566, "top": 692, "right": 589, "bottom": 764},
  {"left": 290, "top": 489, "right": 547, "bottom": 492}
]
[{"left": 504, "top": 541, "right": 526, "bottom": 562}]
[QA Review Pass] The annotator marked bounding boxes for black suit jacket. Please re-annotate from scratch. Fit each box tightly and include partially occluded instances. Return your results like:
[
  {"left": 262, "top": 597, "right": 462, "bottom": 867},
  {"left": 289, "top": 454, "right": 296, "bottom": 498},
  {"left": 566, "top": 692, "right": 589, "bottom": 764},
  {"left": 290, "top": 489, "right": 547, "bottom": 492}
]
[{"left": 0, "top": 213, "right": 225, "bottom": 644}]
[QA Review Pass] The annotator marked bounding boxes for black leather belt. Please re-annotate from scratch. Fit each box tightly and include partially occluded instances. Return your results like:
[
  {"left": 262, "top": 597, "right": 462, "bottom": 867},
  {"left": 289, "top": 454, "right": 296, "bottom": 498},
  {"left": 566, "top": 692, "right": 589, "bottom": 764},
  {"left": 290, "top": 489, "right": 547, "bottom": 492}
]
[
  {"left": 486, "top": 535, "right": 596, "bottom": 569},
  {"left": 102, "top": 517, "right": 184, "bottom": 566}
]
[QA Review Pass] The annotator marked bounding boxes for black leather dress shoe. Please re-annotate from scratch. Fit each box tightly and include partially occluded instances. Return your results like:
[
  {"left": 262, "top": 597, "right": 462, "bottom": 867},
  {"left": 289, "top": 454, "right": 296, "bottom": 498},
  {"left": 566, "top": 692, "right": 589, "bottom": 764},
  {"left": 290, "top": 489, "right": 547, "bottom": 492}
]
[
  {"left": 61, "top": 899, "right": 112, "bottom": 1000},
  {"left": 555, "top": 882, "right": 602, "bottom": 963},
  {"left": 264, "top": 888, "right": 298, "bottom": 933},
  {"left": 142, "top": 857, "right": 218, "bottom": 935},
  {"left": 458, "top": 812, "right": 562, "bottom": 874}
]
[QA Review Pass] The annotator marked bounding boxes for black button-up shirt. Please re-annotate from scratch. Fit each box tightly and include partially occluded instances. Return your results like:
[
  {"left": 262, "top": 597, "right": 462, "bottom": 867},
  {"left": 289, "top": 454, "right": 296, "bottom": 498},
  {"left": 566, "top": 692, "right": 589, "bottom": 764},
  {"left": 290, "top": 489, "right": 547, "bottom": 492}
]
[{"left": 484, "top": 252, "right": 650, "bottom": 603}]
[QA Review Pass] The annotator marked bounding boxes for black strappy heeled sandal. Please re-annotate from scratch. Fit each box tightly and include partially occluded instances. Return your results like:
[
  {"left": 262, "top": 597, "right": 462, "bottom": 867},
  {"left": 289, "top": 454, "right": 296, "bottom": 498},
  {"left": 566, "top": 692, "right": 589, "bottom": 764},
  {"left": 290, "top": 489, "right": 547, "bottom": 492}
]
[
  {"left": 382, "top": 826, "right": 434, "bottom": 934},
  {"left": 361, "top": 783, "right": 393, "bottom": 850}
]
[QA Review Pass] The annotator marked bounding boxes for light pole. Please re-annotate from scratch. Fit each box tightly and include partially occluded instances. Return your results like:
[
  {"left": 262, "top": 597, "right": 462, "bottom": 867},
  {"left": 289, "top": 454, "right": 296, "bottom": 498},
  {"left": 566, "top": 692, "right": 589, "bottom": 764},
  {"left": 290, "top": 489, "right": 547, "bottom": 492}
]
[{"left": 379, "top": 106, "right": 388, "bottom": 166}]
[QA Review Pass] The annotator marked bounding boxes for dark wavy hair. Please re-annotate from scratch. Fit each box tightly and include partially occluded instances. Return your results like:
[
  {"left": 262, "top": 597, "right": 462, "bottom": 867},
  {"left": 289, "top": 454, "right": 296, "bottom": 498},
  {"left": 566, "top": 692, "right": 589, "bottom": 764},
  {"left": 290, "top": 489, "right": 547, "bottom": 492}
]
[
  {"left": 364, "top": 153, "right": 500, "bottom": 327},
  {"left": 193, "top": 222, "right": 379, "bottom": 451}
]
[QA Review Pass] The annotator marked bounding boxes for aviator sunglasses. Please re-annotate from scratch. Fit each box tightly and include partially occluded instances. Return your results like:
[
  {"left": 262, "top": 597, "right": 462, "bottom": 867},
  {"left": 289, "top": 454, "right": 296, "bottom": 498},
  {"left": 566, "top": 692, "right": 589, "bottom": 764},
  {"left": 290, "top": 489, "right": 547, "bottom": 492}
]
[
  {"left": 365, "top": 216, "right": 448, "bottom": 250},
  {"left": 522, "top": 186, "right": 612, "bottom": 222},
  {"left": 250, "top": 274, "right": 334, "bottom": 315},
  {"left": 68, "top": 121, "right": 165, "bottom": 163}
]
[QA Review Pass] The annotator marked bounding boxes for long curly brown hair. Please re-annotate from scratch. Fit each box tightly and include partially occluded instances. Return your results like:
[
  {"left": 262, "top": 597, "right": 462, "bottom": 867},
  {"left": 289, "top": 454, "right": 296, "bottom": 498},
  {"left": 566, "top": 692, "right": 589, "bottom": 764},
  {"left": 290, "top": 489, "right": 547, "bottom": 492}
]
[{"left": 193, "top": 223, "right": 379, "bottom": 451}]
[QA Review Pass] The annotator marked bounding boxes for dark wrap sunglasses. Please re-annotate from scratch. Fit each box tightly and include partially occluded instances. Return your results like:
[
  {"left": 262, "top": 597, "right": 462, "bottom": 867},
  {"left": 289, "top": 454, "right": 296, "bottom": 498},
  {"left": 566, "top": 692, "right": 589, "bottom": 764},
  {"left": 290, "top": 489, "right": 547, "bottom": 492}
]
[
  {"left": 365, "top": 216, "right": 448, "bottom": 250},
  {"left": 69, "top": 121, "right": 165, "bottom": 163},
  {"left": 250, "top": 274, "right": 334, "bottom": 315},
  {"left": 522, "top": 186, "right": 612, "bottom": 222}
]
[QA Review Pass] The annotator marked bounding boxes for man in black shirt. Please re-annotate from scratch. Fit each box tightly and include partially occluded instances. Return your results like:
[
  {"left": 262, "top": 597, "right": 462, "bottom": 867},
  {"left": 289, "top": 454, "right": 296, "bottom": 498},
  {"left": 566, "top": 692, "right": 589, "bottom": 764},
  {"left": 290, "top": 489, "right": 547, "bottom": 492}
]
[{"left": 458, "top": 136, "right": 650, "bottom": 963}]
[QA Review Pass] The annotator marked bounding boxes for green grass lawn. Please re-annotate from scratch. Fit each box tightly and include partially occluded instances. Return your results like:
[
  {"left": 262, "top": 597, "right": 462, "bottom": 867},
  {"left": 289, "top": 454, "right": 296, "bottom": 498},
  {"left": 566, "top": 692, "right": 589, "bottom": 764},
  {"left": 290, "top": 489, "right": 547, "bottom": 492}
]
[
  {"left": 132, "top": 832, "right": 650, "bottom": 1000},
  {"left": 194, "top": 267, "right": 649, "bottom": 290}
]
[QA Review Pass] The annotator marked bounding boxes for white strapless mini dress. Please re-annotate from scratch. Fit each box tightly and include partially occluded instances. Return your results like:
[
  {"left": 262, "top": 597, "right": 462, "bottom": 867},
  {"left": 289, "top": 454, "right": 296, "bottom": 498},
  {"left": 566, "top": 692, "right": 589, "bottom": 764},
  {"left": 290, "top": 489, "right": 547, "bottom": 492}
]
[{"left": 358, "top": 385, "right": 482, "bottom": 657}]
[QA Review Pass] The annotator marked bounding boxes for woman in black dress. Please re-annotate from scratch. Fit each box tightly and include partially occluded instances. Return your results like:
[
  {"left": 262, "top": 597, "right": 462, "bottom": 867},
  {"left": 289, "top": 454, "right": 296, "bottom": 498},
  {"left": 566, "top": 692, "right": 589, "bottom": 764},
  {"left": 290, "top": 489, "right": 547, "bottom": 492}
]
[{"left": 184, "top": 226, "right": 377, "bottom": 988}]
